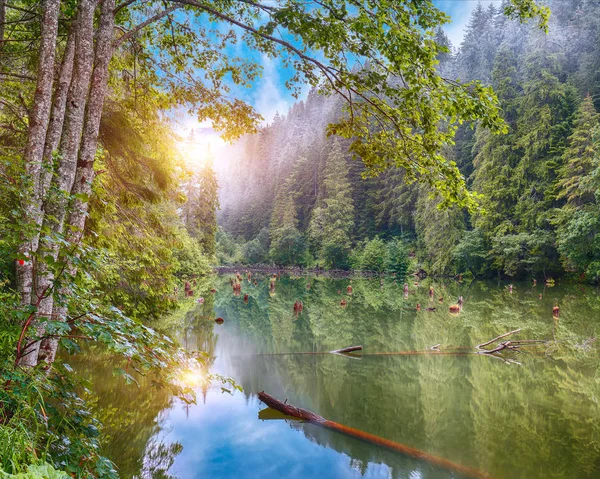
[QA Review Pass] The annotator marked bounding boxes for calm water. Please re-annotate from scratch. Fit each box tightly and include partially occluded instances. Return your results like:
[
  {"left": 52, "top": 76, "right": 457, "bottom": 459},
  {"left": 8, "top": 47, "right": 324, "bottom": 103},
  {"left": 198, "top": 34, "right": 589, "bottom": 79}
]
[{"left": 69, "top": 275, "right": 600, "bottom": 479}]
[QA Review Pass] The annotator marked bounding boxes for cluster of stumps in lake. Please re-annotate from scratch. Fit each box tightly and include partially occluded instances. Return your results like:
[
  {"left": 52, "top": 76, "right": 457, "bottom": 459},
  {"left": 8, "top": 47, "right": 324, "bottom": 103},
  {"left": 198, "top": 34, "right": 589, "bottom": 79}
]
[
  {"left": 186, "top": 271, "right": 563, "bottom": 330},
  {"left": 222, "top": 270, "right": 562, "bottom": 319},
  {"left": 199, "top": 270, "right": 592, "bottom": 479}
]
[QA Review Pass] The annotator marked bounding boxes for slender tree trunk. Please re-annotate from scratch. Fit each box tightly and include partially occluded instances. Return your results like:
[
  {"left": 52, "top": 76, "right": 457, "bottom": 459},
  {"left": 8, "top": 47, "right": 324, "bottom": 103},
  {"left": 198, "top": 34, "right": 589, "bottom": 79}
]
[
  {"left": 38, "top": 28, "right": 77, "bottom": 210},
  {"left": 24, "top": 26, "right": 77, "bottom": 298},
  {"left": 19, "top": 0, "right": 98, "bottom": 367},
  {"left": 0, "top": 0, "right": 6, "bottom": 55},
  {"left": 39, "top": 0, "right": 117, "bottom": 365},
  {"left": 35, "top": 32, "right": 77, "bottom": 365},
  {"left": 15, "top": 0, "right": 60, "bottom": 307}
]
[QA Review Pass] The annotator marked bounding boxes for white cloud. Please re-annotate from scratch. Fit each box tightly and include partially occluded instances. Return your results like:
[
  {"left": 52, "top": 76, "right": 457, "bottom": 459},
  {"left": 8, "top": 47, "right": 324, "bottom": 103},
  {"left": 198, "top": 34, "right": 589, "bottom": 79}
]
[{"left": 254, "top": 54, "right": 293, "bottom": 124}]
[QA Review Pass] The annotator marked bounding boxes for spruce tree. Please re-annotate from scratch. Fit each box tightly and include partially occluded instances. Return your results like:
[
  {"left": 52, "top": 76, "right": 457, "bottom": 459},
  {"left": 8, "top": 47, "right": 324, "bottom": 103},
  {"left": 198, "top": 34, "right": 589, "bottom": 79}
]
[
  {"left": 184, "top": 159, "right": 220, "bottom": 258},
  {"left": 557, "top": 95, "right": 600, "bottom": 207},
  {"left": 554, "top": 97, "right": 600, "bottom": 279},
  {"left": 308, "top": 140, "right": 355, "bottom": 269},
  {"left": 269, "top": 172, "right": 307, "bottom": 266},
  {"left": 472, "top": 47, "right": 522, "bottom": 238}
]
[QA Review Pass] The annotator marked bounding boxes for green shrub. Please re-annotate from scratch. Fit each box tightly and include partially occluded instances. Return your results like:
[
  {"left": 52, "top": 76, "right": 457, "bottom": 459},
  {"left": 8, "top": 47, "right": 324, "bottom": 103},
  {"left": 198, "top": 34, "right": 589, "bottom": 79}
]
[
  {"left": 351, "top": 237, "right": 409, "bottom": 275},
  {"left": 0, "top": 462, "right": 70, "bottom": 479},
  {"left": 384, "top": 239, "right": 410, "bottom": 276},
  {"left": 352, "top": 237, "right": 387, "bottom": 272},
  {"left": 269, "top": 226, "right": 308, "bottom": 266},
  {"left": 174, "top": 233, "right": 212, "bottom": 278}
]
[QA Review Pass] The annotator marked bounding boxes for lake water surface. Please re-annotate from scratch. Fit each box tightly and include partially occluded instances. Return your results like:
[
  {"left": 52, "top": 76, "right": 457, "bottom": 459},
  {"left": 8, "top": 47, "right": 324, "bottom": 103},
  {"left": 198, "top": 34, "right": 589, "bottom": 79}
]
[{"left": 70, "top": 274, "right": 600, "bottom": 478}]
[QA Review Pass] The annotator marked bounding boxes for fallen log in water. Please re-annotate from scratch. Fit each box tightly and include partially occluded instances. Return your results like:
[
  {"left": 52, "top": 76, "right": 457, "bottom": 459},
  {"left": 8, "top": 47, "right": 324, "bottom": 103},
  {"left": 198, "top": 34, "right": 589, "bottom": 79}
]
[
  {"left": 252, "top": 345, "right": 362, "bottom": 357},
  {"left": 244, "top": 331, "right": 548, "bottom": 360},
  {"left": 330, "top": 345, "right": 362, "bottom": 354},
  {"left": 476, "top": 329, "right": 548, "bottom": 355},
  {"left": 257, "top": 392, "right": 491, "bottom": 479}
]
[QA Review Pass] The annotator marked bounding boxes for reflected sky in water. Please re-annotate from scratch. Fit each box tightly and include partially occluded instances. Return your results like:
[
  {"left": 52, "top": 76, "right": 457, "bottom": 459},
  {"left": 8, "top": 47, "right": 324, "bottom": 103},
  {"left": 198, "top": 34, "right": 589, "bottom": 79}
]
[
  {"left": 69, "top": 275, "right": 600, "bottom": 479},
  {"left": 153, "top": 391, "right": 399, "bottom": 479}
]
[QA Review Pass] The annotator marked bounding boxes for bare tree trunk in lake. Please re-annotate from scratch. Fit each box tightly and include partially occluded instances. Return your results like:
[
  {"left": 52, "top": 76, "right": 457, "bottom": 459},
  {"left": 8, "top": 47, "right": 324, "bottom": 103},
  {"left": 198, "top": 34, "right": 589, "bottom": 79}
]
[
  {"left": 40, "top": 0, "right": 117, "bottom": 365},
  {"left": 15, "top": 0, "right": 60, "bottom": 307},
  {"left": 19, "top": 0, "right": 98, "bottom": 367}
]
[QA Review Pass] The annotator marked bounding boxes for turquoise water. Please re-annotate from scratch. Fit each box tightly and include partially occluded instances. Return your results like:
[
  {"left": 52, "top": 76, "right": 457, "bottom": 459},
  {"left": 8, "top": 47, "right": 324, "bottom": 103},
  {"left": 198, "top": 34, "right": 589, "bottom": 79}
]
[{"left": 70, "top": 275, "right": 600, "bottom": 478}]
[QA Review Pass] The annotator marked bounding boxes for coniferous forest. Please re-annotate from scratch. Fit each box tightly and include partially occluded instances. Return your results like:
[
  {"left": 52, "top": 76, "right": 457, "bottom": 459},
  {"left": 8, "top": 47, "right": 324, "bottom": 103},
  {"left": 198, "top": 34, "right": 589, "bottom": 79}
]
[
  {"left": 3, "top": 0, "right": 600, "bottom": 477},
  {"left": 217, "top": 0, "right": 600, "bottom": 282}
]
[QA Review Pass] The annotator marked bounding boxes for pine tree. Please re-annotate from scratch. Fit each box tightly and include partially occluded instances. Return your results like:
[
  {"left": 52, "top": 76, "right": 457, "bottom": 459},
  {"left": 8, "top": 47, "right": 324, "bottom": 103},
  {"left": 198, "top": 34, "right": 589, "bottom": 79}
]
[
  {"left": 308, "top": 140, "right": 355, "bottom": 268},
  {"left": 512, "top": 53, "right": 578, "bottom": 231},
  {"left": 268, "top": 170, "right": 307, "bottom": 265},
  {"left": 557, "top": 95, "right": 600, "bottom": 206},
  {"left": 472, "top": 47, "right": 522, "bottom": 238},
  {"left": 414, "top": 185, "right": 465, "bottom": 275},
  {"left": 554, "top": 98, "right": 600, "bottom": 280},
  {"left": 184, "top": 159, "right": 220, "bottom": 257},
  {"left": 456, "top": 2, "right": 497, "bottom": 82},
  {"left": 373, "top": 168, "right": 417, "bottom": 237},
  {"left": 433, "top": 27, "right": 453, "bottom": 72}
]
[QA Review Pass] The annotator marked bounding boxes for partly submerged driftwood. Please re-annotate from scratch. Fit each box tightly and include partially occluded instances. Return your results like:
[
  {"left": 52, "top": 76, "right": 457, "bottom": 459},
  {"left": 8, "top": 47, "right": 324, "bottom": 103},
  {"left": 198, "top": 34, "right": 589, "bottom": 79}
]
[
  {"left": 246, "top": 330, "right": 548, "bottom": 361},
  {"left": 476, "top": 328, "right": 547, "bottom": 355},
  {"left": 257, "top": 392, "right": 490, "bottom": 479},
  {"left": 331, "top": 345, "right": 362, "bottom": 354},
  {"left": 252, "top": 345, "right": 362, "bottom": 357}
]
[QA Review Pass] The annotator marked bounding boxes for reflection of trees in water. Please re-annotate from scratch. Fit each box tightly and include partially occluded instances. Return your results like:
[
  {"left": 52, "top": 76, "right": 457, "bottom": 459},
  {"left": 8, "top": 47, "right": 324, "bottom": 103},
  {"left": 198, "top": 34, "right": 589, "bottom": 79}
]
[
  {"left": 67, "top": 350, "right": 175, "bottom": 478},
  {"left": 74, "top": 275, "right": 600, "bottom": 478},
  {"left": 67, "top": 279, "right": 222, "bottom": 478},
  {"left": 136, "top": 440, "right": 183, "bottom": 479},
  {"left": 222, "top": 276, "right": 600, "bottom": 479}
]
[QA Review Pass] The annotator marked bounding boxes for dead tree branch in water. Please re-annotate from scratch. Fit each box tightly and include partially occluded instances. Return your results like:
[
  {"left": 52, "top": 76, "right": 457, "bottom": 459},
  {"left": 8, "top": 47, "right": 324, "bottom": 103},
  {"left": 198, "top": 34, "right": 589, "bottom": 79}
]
[
  {"left": 245, "top": 331, "right": 549, "bottom": 361},
  {"left": 477, "top": 329, "right": 547, "bottom": 355},
  {"left": 330, "top": 345, "right": 362, "bottom": 354},
  {"left": 477, "top": 329, "right": 522, "bottom": 350},
  {"left": 251, "top": 345, "right": 362, "bottom": 358}
]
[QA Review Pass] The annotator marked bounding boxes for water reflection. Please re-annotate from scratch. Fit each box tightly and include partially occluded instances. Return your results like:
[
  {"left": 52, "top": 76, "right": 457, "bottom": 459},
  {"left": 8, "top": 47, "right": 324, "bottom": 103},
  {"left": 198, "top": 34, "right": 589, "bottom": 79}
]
[{"left": 68, "top": 275, "right": 600, "bottom": 478}]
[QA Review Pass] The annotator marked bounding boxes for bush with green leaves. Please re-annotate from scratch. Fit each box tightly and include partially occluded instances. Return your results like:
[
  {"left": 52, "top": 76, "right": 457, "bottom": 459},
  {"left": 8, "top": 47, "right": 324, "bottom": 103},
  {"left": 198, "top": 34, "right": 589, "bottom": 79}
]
[
  {"left": 173, "top": 232, "right": 212, "bottom": 279},
  {"left": 351, "top": 237, "right": 387, "bottom": 272},
  {"left": 384, "top": 239, "right": 410, "bottom": 276},
  {"left": 351, "top": 237, "right": 409, "bottom": 275},
  {"left": 452, "top": 229, "right": 490, "bottom": 277},
  {"left": 269, "top": 225, "right": 309, "bottom": 266},
  {"left": 216, "top": 228, "right": 244, "bottom": 265}
]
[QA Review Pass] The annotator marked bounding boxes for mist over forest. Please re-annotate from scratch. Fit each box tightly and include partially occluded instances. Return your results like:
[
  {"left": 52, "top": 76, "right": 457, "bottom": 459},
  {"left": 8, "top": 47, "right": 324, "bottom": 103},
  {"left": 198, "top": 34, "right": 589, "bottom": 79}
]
[{"left": 215, "top": 0, "right": 600, "bottom": 281}]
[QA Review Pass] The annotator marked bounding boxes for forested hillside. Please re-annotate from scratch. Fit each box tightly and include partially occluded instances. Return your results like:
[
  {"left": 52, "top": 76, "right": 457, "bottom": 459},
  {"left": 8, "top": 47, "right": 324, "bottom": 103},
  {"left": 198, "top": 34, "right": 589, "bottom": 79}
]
[{"left": 217, "top": 0, "right": 600, "bottom": 281}]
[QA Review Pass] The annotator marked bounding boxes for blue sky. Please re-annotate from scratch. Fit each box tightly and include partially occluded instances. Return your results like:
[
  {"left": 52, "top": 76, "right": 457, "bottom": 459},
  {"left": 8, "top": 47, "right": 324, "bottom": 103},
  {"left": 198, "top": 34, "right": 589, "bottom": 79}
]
[
  {"left": 435, "top": 0, "right": 496, "bottom": 46},
  {"left": 179, "top": 1, "right": 499, "bottom": 158},
  {"left": 237, "top": 0, "right": 497, "bottom": 123}
]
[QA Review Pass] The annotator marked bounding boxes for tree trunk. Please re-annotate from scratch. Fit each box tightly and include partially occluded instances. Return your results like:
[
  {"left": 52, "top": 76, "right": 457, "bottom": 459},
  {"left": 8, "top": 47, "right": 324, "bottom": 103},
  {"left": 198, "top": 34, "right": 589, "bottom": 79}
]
[
  {"left": 0, "top": 0, "right": 6, "bottom": 55},
  {"left": 39, "top": 0, "right": 117, "bottom": 365},
  {"left": 19, "top": 0, "right": 98, "bottom": 367},
  {"left": 15, "top": 0, "right": 60, "bottom": 307},
  {"left": 38, "top": 27, "right": 77, "bottom": 210}
]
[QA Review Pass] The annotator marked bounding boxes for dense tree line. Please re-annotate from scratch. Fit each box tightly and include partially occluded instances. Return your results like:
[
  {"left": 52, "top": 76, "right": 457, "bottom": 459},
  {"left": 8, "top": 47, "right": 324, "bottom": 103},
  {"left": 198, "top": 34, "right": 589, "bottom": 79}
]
[
  {"left": 0, "top": 0, "right": 551, "bottom": 475},
  {"left": 218, "top": 0, "right": 600, "bottom": 282}
]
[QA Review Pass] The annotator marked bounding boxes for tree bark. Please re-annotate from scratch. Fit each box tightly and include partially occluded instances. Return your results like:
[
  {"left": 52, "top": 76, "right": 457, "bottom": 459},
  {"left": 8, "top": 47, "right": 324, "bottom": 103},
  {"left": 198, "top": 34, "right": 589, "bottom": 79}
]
[
  {"left": 38, "top": 27, "right": 77, "bottom": 210},
  {"left": 40, "top": 0, "right": 117, "bottom": 365},
  {"left": 15, "top": 0, "right": 60, "bottom": 307},
  {"left": 19, "top": 0, "right": 98, "bottom": 367},
  {"left": 0, "top": 0, "right": 6, "bottom": 55}
]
